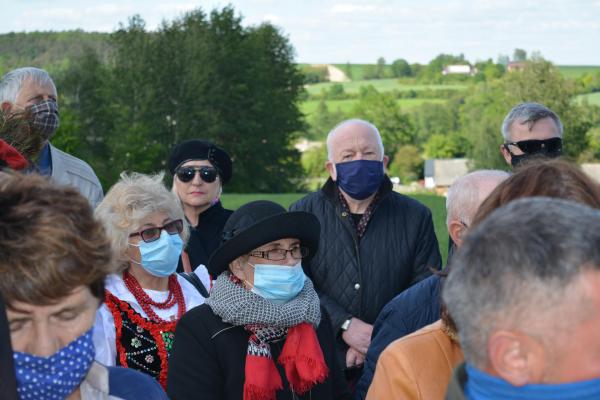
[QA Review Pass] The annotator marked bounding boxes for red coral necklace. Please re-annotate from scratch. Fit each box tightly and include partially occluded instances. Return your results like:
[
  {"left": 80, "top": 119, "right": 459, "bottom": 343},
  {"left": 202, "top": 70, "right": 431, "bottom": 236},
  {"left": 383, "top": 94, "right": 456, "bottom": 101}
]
[{"left": 122, "top": 270, "right": 186, "bottom": 323}]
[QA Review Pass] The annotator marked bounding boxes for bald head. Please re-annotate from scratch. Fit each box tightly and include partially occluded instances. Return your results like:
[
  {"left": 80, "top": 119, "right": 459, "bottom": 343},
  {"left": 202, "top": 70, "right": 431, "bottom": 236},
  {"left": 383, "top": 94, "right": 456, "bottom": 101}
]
[
  {"left": 446, "top": 170, "right": 509, "bottom": 246},
  {"left": 326, "top": 119, "right": 384, "bottom": 162}
]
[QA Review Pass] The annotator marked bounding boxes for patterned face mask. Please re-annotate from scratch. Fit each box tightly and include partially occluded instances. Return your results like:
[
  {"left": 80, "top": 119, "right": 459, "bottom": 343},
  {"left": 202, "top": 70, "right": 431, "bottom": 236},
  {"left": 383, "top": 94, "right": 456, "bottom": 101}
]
[
  {"left": 27, "top": 99, "right": 60, "bottom": 140},
  {"left": 13, "top": 327, "right": 95, "bottom": 400}
]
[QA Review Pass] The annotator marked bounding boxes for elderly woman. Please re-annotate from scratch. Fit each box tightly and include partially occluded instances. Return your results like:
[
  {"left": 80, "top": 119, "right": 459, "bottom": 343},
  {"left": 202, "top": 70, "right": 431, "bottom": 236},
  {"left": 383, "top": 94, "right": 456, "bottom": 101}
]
[
  {"left": 0, "top": 171, "right": 166, "bottom": 399},
  {"left": 167, "top": 200, "right": 350, "bottom": 399},
  {"left": 168, "top": 139, "right": 233, "bottom": 274},
  {"left": 93, "top": 172, "right": 205, "bottom": 389}
]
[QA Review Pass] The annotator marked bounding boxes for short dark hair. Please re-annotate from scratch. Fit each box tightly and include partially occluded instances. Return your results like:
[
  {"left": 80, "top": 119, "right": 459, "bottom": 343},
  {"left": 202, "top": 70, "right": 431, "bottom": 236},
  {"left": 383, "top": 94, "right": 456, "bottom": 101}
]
[{"left": 0, "top": 171, "right": 115, "bottom": 307}]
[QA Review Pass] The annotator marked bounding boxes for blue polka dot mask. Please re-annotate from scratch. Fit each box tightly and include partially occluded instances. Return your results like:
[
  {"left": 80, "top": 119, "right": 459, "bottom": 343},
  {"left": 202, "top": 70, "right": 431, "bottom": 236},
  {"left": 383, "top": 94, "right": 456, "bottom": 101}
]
[{"left": 13, "top": 327, "right": 95, "bottom": 399}]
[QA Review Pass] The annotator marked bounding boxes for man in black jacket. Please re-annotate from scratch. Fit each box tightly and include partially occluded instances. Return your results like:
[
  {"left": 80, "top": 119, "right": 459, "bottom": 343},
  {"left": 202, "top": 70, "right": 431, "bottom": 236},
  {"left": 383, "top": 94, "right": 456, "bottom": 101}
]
[{"left": 290, "top": 119, "right": 441, "bottom": 370}]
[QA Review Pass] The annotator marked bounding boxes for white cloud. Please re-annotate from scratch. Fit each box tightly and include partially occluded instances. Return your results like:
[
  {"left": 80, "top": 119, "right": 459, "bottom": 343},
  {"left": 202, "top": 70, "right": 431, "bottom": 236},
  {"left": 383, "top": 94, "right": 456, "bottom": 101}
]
[
  {"left": 330, "top": 3, "right": 376, "bottom": 14},
  {"left": 262, "top": 13, "right": 281, "bottom": 23}
]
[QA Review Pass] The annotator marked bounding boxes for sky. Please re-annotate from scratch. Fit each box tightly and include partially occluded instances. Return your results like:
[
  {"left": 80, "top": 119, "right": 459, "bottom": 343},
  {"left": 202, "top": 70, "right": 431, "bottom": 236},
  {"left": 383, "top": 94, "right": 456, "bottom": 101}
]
[{"left": 1, "top": 0, "right": 599, "bottom": 65}]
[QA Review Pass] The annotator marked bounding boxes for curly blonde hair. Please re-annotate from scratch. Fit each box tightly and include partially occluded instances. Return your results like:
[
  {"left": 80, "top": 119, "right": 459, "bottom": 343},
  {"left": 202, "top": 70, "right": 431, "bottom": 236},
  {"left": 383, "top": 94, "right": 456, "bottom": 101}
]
[{"left": 95, "top": 172, "right": 189, "bottom": 270}]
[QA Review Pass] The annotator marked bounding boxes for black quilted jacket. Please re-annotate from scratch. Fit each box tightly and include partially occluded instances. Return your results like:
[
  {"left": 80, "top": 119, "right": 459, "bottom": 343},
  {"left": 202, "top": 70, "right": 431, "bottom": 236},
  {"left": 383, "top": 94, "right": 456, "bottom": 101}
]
[{"left": 290, "top": 177, "right": 442, "bottom": 339}]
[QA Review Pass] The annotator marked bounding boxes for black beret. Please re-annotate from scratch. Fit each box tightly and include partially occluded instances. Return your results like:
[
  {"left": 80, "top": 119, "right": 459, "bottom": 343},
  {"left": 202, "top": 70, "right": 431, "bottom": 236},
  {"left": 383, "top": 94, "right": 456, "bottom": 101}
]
[{"left": 168, "top": 139, "right": 232, "bottom": 184}]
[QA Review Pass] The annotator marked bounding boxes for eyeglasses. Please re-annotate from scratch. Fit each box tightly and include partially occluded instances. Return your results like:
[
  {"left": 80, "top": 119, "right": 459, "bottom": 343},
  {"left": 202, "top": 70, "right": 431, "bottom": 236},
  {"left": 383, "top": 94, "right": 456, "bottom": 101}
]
[
  {"left": 176, "top": 166, "right": 218, "bottom": 183},
  {"left": 249, "top": 246, "right": 309, "bottom": 261},
  {"left": 504, "top": 137, "right": 562, "bottom": 155},
  {"left": 129, "top": 219, "right": 184, "bottom": 243}
]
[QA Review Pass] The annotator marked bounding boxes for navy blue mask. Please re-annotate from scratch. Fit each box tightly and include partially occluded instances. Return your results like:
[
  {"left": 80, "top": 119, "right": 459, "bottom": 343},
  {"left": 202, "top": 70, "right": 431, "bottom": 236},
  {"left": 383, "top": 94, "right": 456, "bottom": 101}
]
[{"left": 335, "top": 159, "right": 384, "bottom": 200}]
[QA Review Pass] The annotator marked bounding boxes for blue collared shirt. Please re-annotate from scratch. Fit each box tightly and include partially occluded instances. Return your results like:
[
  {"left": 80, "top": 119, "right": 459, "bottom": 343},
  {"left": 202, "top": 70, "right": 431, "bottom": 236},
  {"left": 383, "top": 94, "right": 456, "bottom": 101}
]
[{"left": 36, "top": 142, "right": 53, "bottom": 176}]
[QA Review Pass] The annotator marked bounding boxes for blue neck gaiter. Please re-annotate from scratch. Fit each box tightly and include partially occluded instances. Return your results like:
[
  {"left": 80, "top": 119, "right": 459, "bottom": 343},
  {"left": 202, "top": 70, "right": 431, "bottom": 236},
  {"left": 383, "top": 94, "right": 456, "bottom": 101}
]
[
  {"left": 465, "top": 363, "right": 600, "bottom": 400},
  {"left": 335, "top": 159, "right": 384, "bottom": 200}
]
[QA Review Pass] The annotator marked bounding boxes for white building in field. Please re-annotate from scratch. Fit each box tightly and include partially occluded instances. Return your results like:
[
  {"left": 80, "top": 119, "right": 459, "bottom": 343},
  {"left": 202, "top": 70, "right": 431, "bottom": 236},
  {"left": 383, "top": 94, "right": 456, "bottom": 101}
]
[
  {"left": 424, "top": 158, "right": 470, "bottom": 190},
  {"left": 442, "top": 65, "right": 476, "bottom": 76}
]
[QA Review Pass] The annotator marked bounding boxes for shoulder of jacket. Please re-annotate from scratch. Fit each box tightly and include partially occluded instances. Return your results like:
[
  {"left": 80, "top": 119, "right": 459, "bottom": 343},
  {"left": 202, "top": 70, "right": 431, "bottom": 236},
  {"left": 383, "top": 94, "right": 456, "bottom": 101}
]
[
  {"left": 50, "top": 144, "right": 101, "bottom": 185},
  {"left": 180, "top": 304, "right": 237, "bottom": 340}
]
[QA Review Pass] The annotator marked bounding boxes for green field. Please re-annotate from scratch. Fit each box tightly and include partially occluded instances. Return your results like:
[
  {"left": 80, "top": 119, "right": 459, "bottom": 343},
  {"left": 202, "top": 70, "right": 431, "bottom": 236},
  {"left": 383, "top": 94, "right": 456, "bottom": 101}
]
[
  {"left": 576, "top": 92, "right": 600, "bottom": 106},
  {"left": 557, "top": 65, "right": 600, "bottom": 78},
  {"left": 300, "top": 98, "right": 447, "bottom": 116},
  {"left": 221, "top": 192, "right": 449, "bottom": 264},
  {"left": 305, "top": 79, "right": 467, "bottom": 96}
]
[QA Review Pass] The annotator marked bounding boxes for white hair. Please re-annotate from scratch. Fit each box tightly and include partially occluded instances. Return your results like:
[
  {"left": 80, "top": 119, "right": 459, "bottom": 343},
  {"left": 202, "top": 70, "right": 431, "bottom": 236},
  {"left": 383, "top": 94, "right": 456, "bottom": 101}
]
[
  {"left": 326, "top": 118, "right": 384, "bottom": 161},
  {"left": 0, "top": 67, "right": 56, "bottom": 104},
  {"left": 446, "top": 170, "right": 510, "bottom": 227},
  {"left": 95, "top": 172, "right": 189, "bottom": 270}
]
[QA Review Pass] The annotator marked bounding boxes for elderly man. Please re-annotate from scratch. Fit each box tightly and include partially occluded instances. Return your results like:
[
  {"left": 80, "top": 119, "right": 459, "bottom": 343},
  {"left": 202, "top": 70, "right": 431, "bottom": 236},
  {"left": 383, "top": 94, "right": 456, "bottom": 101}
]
[
  {"left": 357, "top": 169, "right": 509, "bottom": 399},
  {"left": 0, "top": 67, "right": 103, "bottom": 207},
  {"left": 290, "top": 119, "right": 441, "bottom": 371},
  {"left": 500, "top": 102, "right": 563, "bottom": 168},
  {"left": 444, "top": 198, "right": 600, "bottom": 399}
]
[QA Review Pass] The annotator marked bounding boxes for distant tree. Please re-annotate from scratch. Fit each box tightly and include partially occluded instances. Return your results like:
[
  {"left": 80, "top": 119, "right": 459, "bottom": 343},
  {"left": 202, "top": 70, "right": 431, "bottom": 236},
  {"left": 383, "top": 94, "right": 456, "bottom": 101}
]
[
  {"left": 59, "top": 7, "right": 306, "bottom": 191},
  {"left": 301, "top": 143, "right": 329, "bottom": 179},
  {"left": 353, "top": 88, "right": 415, "bottom": 163},
  {"left": 307, "top": 99, "right": 345, "bottom": 140},
  {"left": 344, "top": 62, "right": 353, "bottom": 80},
  {"left": 376, "top": 57, "right": 387, "bottom": 78},
  {"left": 391, "top": 58, "right": 412, "bottom": 78},
  {"left": 513, "top": 48, "right": 527, "bottom": 62},
  {"left": 497, "top": 54, "right": 510, "bottom": 66},
  {"left": 424, "top": 133, "right": 470, "bottom": 158},
  {"left": 388, "top": 145, "right": 423, "bottom": 182}
]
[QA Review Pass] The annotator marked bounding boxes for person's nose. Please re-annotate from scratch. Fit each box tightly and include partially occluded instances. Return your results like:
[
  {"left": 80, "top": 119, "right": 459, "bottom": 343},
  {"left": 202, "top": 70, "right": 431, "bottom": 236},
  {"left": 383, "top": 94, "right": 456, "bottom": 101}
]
[
  {"left": 191, "top": 172, "right": 204, "bottom": 185},
  {"left": 284, "top": 249, "right": 297, "bottom": 265},
  {"left": 29, "top": 323, "right": 62, "bottom": 357}
]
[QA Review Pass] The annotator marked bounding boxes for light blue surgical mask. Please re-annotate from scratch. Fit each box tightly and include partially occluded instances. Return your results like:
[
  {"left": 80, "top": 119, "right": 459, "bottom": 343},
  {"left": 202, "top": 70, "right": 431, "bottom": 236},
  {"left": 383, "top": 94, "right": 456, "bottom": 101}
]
[
  {"left": 130, "top": 230, "right": 183, "bottom": 277},
  {"left": 249, "top": 262, "right": 306, "bottom": 304}
]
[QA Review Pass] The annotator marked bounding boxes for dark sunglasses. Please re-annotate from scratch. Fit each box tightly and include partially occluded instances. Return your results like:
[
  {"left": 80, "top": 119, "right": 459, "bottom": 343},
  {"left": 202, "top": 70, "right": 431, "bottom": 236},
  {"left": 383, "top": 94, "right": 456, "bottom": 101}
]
[
  {"left": 129, "top": 219, "right": 184, "bottom": 243},
  {"left": 504, "top": 137, "right": 562, "bottom": 155},
  {"left": 176, "top": 166, "right": 219, "bottom": 183}
]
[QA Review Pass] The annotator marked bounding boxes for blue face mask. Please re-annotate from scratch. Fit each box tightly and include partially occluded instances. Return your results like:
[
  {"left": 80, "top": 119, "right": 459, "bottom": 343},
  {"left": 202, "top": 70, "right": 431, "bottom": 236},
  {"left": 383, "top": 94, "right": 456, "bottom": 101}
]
[
  {"left": 465, "top": 363, "right": 600, "bottom": 400},
  {"left": 249, "top": 262, "right": 306, "bottom": 304},
  {"left": 13, "top": 327, "right": 95, "bottom": 399},
  {"left": 335, "top": 159, "right": 384, "bottom": 200},
  {"left": 130, "top": 230, "right": 183, "bottom": 277}
]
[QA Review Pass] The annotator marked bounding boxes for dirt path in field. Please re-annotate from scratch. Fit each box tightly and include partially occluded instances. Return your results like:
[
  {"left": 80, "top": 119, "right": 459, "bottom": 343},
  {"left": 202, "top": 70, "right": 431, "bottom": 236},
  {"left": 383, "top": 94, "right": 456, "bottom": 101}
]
[{"left": 326, "top": 64, "right": 350, "bottom": 82}]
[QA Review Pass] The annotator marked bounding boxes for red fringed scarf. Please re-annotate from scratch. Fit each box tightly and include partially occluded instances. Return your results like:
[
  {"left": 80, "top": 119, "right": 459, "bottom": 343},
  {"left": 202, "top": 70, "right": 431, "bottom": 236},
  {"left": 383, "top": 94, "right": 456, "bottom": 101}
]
[{"left": 243, "top": 322, "right": 329, "bottom": 400}]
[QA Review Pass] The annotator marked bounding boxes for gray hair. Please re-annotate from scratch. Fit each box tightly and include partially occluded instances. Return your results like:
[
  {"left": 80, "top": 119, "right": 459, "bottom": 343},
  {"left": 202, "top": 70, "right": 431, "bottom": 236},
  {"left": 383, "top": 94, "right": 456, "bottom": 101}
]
[
  {"left": 326, "top": 119, "right": 384, "bottom": 161},
  {"left": 501, "top": 102, "right": 563, "bottom": 141},
  {"left": 445, "top": 170, "right": 509, "bottom": 227},
  {"left": 443, "top": 197, "right": 600, "bottom": 368},
  {"left": 0, "top": 67, "right": 56, "bottom": 104},
  {"left": 95, "top": 172, "right": 189, "bottom": 270}
]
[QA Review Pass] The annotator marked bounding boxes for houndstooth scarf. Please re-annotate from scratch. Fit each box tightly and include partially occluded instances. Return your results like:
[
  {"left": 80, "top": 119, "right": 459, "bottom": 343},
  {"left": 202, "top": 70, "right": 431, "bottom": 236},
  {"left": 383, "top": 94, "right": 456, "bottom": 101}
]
[
  {"left": 207, "top": 272, "right": 327, "bottom": 400},
  {"left": 206, "top": 272, "right": 321, "bottom": 328}
]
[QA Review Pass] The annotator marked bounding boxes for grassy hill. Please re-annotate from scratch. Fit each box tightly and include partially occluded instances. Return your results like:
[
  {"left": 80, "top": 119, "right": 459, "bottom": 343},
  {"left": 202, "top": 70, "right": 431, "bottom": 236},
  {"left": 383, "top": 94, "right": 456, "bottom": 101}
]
[
  {"left": 305, "top": 79, "right": 468, "bottom": 95},
  {"left": 576, "top": 92, "right": 600, "bottom": 106},
  {"left": 301, "top": 98, "right": 447, "bottom": 116}
]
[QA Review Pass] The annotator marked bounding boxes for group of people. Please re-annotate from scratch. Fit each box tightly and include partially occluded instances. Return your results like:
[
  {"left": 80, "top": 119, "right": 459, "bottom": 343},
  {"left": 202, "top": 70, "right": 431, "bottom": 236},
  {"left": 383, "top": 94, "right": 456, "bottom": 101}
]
[{"left": 1, "top": 65, "right": 599, "bottom": 400}]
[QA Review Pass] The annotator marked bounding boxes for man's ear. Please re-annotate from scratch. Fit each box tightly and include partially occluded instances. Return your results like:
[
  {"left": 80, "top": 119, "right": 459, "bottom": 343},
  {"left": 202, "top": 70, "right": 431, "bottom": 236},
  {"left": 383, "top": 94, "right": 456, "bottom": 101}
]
[
  {"left": 488, "top": 330, "right": 545, "bottom": 386},
  {"left": 1, "top": 101, "right": 13, "bottom": 114},
  {"left": 448, "top": 220, "right": 467, "bottom": 248},
  {"left": 383, "top": 155, "right": 389, "bottom": 169},
  {"left": 326, "top": 160, "right": 337, "bottom": 181},
  {"left": 500, "top": 144, "right": 512, "bottom": 166}
]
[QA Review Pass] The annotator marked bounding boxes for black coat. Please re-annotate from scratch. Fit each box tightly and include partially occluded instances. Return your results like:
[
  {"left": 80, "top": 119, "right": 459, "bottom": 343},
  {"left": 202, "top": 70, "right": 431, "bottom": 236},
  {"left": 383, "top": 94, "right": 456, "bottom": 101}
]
[
  {"left": 177, "top": 202, "right": 233, "bottom": 273},
  {"left": 167, "top": 304, "right": 351, "bottom": 400},
  {"left": 290, "top": 178, "right": 441, "bottom": 344},
  {"left": 0, "top": 295, "right": 18, "bottom": 400}
]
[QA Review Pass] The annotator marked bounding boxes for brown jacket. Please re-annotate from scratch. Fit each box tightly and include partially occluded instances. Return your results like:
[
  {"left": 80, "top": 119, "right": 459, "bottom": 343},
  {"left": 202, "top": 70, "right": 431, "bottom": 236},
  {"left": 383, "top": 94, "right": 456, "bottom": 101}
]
[{"left": 366, "top": 320, "right": 464, "bottom": 400}]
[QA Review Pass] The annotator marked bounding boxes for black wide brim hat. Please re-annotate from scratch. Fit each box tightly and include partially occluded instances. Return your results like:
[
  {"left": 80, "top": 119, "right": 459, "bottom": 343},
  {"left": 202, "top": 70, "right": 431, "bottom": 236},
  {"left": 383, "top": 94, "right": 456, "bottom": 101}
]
[
  {"left": 168, "top": 139, "right": 233, "bottom": 184},
  {"left": 207, "top": 200, "right": 320, "bottom": 277}
]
